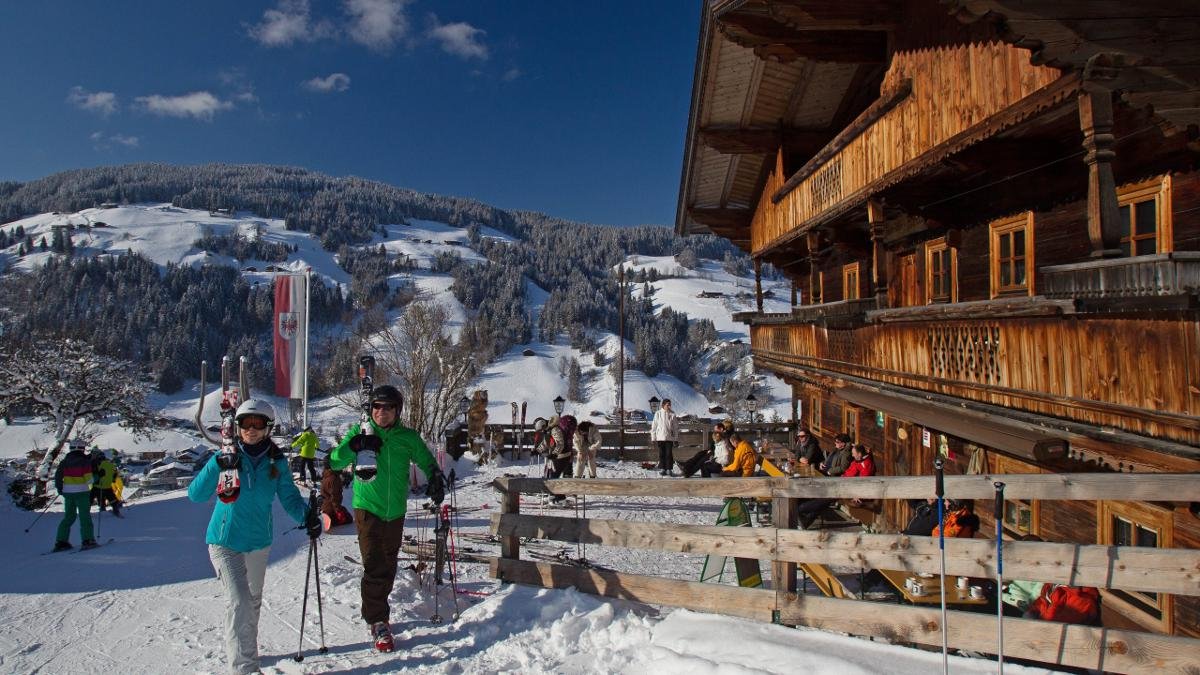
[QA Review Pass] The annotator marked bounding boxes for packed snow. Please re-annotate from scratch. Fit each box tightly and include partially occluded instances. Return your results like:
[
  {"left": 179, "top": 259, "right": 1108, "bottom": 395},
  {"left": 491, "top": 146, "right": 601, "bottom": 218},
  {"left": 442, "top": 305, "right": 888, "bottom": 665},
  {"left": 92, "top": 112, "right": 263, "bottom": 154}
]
[{"left": 0, "top": 415, "right": 1057, "bottom": 674}]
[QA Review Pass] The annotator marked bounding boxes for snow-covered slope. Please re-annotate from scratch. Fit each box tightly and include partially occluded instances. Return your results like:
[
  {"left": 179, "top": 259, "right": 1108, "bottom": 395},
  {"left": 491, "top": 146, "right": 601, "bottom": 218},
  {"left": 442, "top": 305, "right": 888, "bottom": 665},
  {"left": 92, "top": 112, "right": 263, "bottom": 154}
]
[{"left": 0, "top": 448, "right": 1056, "bottom": 675}]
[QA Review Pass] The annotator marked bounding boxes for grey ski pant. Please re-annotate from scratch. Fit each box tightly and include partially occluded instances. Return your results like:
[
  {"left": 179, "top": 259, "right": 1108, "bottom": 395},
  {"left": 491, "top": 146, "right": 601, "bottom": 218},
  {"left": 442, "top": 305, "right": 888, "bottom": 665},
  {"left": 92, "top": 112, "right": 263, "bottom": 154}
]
[{"left": 209, "top": 544, "right": 270, "bottom": 675}]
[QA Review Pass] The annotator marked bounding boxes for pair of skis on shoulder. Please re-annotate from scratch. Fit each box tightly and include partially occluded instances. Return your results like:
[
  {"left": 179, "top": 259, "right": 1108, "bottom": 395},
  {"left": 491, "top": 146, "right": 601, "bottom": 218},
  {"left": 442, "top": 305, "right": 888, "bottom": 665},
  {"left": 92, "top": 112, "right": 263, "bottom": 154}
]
[{"left": 195, "top": 356, "right": 251, "bottom": 504}]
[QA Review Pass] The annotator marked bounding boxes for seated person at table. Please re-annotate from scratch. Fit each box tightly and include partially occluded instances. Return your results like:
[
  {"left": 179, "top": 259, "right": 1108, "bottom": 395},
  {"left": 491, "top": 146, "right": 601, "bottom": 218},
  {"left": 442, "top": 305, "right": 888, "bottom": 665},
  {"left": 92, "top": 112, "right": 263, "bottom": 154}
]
[
  {"left": 792, "top": 427, "right": 823, "bottom": 468},
  {"left": 1002, "top": 579, "right": 1046, "bottom": 617},
  {"left": 720, "top": 431, "right": 758, "bottom": 477},
  {"left": 680, "top": 422, "right": 733, "bottom": 478},
  {"left": 932, "top": 499, "right": 980, "bottom": 538},
  {"left": 1026, "top": 584, "right": 1101, "bottom": 626},
  {"left": 798, "top": 443, "right": 874, "bottom": 528},
  {"left": 817, "top": 433, "right": 853, "bottom": 477},
  {"left": 902, "top": 498, "right": 940, "bottom": 536}
]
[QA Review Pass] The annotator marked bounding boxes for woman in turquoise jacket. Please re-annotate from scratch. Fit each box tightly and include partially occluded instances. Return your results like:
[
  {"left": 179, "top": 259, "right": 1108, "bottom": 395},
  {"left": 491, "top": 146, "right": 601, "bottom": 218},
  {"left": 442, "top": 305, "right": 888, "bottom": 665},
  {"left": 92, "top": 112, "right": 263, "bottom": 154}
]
[{"left": 188, "top": 399, "right": 317, "bottom": 675}]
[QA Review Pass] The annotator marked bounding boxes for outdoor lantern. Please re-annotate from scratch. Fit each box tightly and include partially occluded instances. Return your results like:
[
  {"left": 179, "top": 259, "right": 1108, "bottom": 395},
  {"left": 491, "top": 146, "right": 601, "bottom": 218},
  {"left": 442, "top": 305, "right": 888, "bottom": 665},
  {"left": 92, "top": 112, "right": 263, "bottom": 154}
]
[
  {"left": 649, "top": 396, "right": 661, "bottom": 413},
  {"left": 553, "top": 395, "right": 565, "bottom": 415}
]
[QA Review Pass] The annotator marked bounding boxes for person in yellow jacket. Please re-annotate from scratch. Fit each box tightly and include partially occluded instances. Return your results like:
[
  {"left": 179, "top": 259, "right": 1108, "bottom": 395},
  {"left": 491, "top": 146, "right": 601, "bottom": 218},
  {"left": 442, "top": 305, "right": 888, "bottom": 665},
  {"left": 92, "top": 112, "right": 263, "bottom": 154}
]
[
  {"left": 721, "top": 431, "right": 758, "bottom": 477},
  {"left": 94, "top": 451, "right": 123, "bottom": 517},
  {"left": 291, "top": 426, "right": 319, "bottom": 484}
]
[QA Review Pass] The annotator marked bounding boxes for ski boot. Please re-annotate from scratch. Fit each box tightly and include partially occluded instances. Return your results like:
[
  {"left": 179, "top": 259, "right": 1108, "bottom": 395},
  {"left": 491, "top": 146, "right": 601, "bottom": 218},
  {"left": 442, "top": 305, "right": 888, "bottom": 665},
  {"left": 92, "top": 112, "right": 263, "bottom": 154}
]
[
  {"left": 371, "top": 622, "right": 394, "bottom": 653},
  {"left": 52, "top": 541, "right": 73, "bottom": 552},
  {"left": 81, "top": 539, "right": 99, "bottom": 550}
]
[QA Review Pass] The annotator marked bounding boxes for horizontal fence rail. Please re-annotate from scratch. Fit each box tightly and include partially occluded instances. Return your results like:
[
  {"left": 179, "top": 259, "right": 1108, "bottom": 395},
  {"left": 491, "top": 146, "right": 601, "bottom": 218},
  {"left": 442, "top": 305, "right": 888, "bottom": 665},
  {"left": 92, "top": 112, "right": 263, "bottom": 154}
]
[{"left": 489, "top": 473, "right": 1200, "bottom": 674}]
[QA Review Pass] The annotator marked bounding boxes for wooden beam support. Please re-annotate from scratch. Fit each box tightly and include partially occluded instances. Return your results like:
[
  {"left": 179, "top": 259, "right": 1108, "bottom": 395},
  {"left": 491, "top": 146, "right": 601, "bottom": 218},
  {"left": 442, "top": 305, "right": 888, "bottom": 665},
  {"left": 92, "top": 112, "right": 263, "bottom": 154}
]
[
  {"left": 867, "top": 198, "right": 887, "bottom": 309},
  {"left": 698, "top": 125, "right": 830, "bottom": 156},
  {"left": 1078, "top": 86, "right": 1123, "bottom": 257},
  {"left": 688, "top": 206, "right": 753, "bottom": 230},
  {"left": 754, "top": 258, "right": 764, "bottom": 313},
  {"left": 716, "top": 12, "right": 889, "bottom": 63},
  {"left": 495, "top": 473, "right": 1200, "bottom": 502},
  {"left": 806, "top": 230, "right": 821, "bottom": 305}
]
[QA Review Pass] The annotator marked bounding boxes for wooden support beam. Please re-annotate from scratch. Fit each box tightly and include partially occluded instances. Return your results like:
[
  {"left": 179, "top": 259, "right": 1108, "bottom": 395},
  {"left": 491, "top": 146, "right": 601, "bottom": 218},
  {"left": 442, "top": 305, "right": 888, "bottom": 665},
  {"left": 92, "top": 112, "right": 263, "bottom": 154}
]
[
  {"left": 688, "top": 206, "right": 753, "bottom": 230},
  {"left": 716, "top": 13, "right": 889, "bottom": 64},
  {"left": 495, "top": 473, "right": 1200, "bottom": 502},
  {"left": 754, "top": 258, "right": 764, "bottom": 312},
  {"left": 491, "top": 557, "right": 776, "bottom": 623},
  {"left": 867, "top": 198, "right": 887, "bottom": 309},
  {"left": 775, "top": 593, "right": 1200, "bottom": 674},
  {"left": 490, "top": 513, "right": 1200, "bottom": 596},
  {"left": 1078, "top": 86, "right": 1123, "bottom": 257},
  {"left": 698, "top": 125, "right": 830, "bottom": 156},
  {"left": 772, "top": 496, "right": 798, "bottom": 608}
]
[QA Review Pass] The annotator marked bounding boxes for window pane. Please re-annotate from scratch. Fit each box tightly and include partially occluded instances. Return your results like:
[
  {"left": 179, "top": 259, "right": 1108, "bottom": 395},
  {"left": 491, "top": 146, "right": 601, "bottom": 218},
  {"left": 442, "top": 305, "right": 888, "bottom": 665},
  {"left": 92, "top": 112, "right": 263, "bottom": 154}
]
[
  {"left": 1136, "top": 524, "right": 1158, "bottom": 548},
  {"left": 1120, "top": 204, "right": 1131, "bottom": 237},
  {"left": 1121, "top": 240, "right": 1132, "bottom": 257},
  {"left": 1014, "top": 229, "right": 1025, "bottom": 252},
  {"left": 1136, "top": 237, "right": 1157, "bottom": 256},
  {"left": 1018, "top": 506, "right": 1031, "bottom": 533},
  {"left": 1015, "top": 260, "right": 1026, "bottom": 285},
  {"left": 999, "top": 234, "right": 1010, "bottom": 258},
  {"left": 1135, "top": 200, "right": 1157, "bottom": 236},
  {"left": 1113, "top": 516, "right": 1132, "bottom": 547},
  {"left": 1000, "top": 262, "right": 1010, "bottom": 286}
]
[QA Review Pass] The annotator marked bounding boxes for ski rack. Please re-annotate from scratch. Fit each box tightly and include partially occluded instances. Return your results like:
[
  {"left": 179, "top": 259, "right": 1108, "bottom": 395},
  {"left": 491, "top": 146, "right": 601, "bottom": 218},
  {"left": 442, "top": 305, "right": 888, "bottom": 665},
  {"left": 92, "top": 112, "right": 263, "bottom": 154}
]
[{"left": 194, "top": 356, "right": 251, "bottom": 444}]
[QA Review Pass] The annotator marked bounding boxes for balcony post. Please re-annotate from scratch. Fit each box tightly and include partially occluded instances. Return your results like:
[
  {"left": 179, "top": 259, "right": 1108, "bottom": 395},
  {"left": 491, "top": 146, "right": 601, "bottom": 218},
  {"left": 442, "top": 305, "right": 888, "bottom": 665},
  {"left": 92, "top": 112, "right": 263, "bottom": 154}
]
[
  {"left": 754, "top": 258, "right": 764, "bottom": 313},
  {"left": 1078, "top": 85, "right": 1122, "bottom": 258},
  {"left": 806, "top": 231, "right": 820, "bottom": 305},
  {"left": 868, "top": 199, "right": 888, "bottom": 309}
]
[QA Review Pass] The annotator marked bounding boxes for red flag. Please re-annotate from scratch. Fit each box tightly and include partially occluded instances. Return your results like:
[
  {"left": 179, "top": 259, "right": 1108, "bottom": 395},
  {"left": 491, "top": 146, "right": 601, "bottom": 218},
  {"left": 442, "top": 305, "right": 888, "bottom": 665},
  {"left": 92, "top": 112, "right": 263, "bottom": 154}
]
[{"left": 273, "top": 274, "right": 308, "bottom": 397}]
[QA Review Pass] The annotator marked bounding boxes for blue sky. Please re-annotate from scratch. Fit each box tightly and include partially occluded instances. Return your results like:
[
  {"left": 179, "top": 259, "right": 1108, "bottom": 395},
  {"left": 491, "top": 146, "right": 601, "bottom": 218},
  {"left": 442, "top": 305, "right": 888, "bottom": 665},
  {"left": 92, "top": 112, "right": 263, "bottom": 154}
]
[{"left": 0, "top": 1, "right": 701, "bottom": 227}]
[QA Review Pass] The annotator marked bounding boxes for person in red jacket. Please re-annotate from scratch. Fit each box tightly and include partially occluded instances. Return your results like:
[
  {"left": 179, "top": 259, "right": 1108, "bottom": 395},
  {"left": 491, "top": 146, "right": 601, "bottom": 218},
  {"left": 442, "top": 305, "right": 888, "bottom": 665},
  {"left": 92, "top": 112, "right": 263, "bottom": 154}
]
[
  {"left": 842, "top": 444, "right": 876, "bottom": 507},
  {"left": 1026, "top": 584, "right": 1102, "bottom": 626}
]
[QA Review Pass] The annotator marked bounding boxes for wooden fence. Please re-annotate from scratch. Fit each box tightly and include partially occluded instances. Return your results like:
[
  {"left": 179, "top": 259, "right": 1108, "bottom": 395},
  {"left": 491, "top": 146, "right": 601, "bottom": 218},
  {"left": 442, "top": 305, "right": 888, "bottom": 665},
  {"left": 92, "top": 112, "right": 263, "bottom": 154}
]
[
  {"left": 449, "top": 422, "right": 796, "bottom": 463},
  {"left": 489, "top": 473, "right": 1200, "bottom": 674}
]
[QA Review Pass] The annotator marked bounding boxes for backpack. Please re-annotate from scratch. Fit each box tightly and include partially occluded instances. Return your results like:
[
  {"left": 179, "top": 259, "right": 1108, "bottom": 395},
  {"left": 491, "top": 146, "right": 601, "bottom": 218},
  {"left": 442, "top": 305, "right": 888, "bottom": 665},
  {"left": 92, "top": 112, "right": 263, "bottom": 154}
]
[{"left": 558, "top": 415, "right": 577, "bottom": 456}]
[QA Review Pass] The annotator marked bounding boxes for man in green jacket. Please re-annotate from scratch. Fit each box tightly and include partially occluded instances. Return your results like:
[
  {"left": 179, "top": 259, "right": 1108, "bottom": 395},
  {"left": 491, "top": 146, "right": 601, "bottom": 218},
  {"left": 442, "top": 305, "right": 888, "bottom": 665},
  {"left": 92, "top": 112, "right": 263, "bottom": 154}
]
[
  {"left": 329, "top": 384, "right": 445, "bottom": 653},
  {"left": 291, "top": 426, "right": 320, "bottom": 484}
]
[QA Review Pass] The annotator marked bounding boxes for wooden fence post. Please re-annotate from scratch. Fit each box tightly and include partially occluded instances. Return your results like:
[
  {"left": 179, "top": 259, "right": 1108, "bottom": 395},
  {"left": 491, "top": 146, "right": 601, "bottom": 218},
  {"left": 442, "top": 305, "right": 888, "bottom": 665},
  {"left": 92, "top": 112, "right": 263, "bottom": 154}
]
[
  {"left": 773, "top": 492, "right": 798, "bottom": 623},
  {"left": 497, "top": 478, "right": 520, "bottom": 561}
]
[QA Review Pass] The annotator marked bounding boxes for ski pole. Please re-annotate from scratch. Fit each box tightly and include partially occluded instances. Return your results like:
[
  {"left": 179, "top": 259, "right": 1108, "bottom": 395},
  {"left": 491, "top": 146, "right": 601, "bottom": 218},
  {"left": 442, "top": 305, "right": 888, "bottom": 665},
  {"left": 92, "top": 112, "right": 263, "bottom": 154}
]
[
  {"left": 994, "top": 481, "right": 1006, "bottom": 675},
  {"left": 934, "top": 458, "right": 948, "bottom": 675},
  {"left": 312, "top": 536, "right": 328, "bottom": 655},
  {"left": 294, "top": 536, "right": 314, "bottom": 662},
  {"left": 24, "top": 494, "right": 60, "bottom": 533}
]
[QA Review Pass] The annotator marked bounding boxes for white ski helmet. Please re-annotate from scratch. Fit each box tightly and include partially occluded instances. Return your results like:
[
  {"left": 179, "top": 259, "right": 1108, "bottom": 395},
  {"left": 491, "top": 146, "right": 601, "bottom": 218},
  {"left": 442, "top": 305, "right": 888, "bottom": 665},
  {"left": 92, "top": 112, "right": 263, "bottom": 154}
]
[{"left": 235, "top": 399, "right": 276, "bottom": 425}]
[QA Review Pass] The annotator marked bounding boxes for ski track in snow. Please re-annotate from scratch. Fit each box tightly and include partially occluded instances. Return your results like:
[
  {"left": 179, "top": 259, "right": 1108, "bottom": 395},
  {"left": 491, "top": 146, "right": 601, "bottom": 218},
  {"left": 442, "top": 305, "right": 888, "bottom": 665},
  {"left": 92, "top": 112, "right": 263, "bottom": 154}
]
[{"left": 0, "top": 454, "right": 1062, "bottom": 674}]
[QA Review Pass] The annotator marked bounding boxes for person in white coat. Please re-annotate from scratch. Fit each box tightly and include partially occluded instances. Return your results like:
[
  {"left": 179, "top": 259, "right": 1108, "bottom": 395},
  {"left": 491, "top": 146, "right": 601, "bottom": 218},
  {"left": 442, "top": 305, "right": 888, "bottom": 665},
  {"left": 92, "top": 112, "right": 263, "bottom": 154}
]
[
  {"left": 573, "top": 420, "right": 602, "bottom": 478},
  {"left": 650, "top": 398, "right": 680, "bottom": 476}
]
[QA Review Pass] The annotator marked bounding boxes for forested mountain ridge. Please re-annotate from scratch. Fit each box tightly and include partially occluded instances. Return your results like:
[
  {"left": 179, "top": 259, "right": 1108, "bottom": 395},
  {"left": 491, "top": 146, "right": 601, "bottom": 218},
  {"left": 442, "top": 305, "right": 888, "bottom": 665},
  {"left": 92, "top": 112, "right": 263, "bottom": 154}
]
[{"left": 0, "top": 164, "right": 756, "bottom": 403}]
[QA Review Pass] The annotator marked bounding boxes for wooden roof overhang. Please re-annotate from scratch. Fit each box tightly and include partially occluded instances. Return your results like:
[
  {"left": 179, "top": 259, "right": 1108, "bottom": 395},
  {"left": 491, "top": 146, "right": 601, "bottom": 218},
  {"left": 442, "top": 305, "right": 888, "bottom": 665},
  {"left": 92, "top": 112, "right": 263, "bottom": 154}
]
[{"left": 675, "top": 0, "right": 899, "bottom": 249}]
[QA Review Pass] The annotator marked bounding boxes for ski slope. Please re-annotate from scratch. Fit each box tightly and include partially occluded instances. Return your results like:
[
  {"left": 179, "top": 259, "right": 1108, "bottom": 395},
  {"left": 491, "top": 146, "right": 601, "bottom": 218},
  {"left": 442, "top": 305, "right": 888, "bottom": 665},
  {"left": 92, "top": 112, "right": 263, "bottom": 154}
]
[{"left": 0, "top": 447, "right": 1058, "bottom": 675}]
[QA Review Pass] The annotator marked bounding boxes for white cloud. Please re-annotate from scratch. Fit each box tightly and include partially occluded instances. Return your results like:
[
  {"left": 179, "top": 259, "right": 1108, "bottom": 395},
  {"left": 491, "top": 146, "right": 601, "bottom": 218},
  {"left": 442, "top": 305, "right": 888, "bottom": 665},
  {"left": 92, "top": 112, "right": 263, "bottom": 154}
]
[
  {"left": 135, "top": 92, "right": 232, "bottom": 121},
  {"left": 67, "top": 86, "right": 118, "bottom": 116},
  {"left": 90, "top": 131, "right": 140, "bottom": 150},
  {"left": 427, "top": 17, "right": 488, "bottom": 60},
  {"left": 502, "top": 67, "right": 521, "bottom": 82},
  {"left": 219, "top": 69, "right": 259, "bottom": 103},
  {"left": 248, "top": 0, "right": 334, "bottom": 47},
  {"left": 303, "top": 73, "right": 352, "bottom": 93},
  {"left": 344, "top": 0, "right": 411, "bottom": 51}
]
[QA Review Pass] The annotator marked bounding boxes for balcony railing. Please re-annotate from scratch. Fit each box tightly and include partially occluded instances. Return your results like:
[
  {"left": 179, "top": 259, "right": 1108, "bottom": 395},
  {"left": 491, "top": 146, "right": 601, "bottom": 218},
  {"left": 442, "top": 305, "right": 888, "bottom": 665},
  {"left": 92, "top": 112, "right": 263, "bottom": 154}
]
[{"left": 1041, "top": 252, "right": 1200, "bottom": 300}]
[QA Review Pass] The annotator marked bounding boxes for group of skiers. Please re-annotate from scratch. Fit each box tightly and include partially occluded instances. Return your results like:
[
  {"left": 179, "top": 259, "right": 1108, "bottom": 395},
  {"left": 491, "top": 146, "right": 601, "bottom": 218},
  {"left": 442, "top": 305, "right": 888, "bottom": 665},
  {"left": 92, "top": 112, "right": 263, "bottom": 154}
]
[
  {"left": 531, "top": 413, "right": 603, "bottom": 483},
  {"left": 186, "top": 383, "right": 445, "bottom": 673},
  {"left": 52, "top": 441, "right": 124, "bottom": 552}
]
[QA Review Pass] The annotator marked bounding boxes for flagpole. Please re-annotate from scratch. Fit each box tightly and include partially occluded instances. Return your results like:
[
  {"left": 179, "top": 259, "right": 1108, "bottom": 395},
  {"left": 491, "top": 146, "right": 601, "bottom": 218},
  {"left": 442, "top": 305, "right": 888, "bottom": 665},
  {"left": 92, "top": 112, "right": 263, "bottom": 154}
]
[{"left": 301, "top": 269, "right": 311, "bottom": 428}]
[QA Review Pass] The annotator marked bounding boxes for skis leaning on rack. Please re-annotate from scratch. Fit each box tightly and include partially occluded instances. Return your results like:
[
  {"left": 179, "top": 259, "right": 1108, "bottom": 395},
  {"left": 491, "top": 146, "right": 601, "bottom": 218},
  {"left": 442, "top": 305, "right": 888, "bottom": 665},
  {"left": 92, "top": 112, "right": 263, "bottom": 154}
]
[
  {"left": 194, "top": 355, "right": 251, "bottom": 503},
  {"left": 353, "top": 355, "right": 378, "bottom": 483},
  {"left": 429, "top": 469, "right": 462, "bottom": 624}
]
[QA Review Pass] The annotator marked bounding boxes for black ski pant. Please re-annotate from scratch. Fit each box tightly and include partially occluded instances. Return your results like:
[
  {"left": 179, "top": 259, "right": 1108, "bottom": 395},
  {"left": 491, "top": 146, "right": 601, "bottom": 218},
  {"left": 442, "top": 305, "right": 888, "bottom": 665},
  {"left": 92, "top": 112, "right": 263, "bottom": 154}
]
[
  {"left": 298, "top": 457, "right": 318, "bottom": 483},
  {"left": 355, "top": 509, "right": 406, "bottom": 625},
  {"left": 97, "top": 487, "right": 121, "bottom": 514},
  {"left": 657, "top": 441, "right": 675, "bottom": 472},
  {"left": 547, "top": 456, "right": 572, "bottom": 502}
]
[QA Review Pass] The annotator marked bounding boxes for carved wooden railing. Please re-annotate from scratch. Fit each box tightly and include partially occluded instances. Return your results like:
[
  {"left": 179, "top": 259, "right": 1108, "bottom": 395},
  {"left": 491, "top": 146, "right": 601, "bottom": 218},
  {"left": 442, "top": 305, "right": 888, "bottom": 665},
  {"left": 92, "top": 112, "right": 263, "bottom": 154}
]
[
  {"left": 1042, "top": 252, "right": 1200, "bottom": 300},
  {"left": 490, "top": 474, "right": 1200, "bottom": 674}
]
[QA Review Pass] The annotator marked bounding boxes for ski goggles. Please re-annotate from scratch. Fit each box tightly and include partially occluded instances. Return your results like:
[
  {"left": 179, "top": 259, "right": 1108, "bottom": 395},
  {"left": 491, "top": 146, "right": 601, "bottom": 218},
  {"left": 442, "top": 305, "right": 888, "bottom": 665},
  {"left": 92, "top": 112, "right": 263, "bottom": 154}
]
[
  {"left": 371, "top": 402, "right": 398, "bottom": 411},
  {"left": 238, "top": 418, "right": 269, "bottom": 430}
]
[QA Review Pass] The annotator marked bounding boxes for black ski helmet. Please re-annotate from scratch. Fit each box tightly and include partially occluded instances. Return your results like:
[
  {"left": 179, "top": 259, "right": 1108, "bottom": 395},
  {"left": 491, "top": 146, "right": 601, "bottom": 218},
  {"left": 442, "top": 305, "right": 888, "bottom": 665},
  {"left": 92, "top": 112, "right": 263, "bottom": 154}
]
[{"left": 371, "top": 385, "right": 404, "bottom": 413}]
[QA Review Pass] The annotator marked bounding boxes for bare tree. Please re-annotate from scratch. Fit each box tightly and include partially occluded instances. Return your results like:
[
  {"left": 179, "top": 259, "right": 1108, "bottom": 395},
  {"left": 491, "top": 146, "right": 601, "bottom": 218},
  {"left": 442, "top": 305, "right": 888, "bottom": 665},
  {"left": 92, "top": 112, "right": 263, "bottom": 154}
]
[
  {"left": 0, "top": 339, "right": 157, "bottom": 493},
  {"left": 364, "top": 301, "right": 480, "bottom": 441}
]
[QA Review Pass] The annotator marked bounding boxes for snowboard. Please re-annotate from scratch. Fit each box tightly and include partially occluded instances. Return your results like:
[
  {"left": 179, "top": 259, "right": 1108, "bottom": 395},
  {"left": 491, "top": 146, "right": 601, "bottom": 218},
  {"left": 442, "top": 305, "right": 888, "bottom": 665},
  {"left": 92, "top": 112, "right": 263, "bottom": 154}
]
[{"left": 700, "top": 499, "right": 762, "bottom": 588}]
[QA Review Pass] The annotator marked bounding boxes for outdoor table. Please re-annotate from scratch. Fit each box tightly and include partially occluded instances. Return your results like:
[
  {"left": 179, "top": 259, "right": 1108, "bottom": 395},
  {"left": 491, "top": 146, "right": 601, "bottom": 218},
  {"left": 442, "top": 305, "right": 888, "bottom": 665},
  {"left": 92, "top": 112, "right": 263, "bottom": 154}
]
[{"left": 877, "top": 569, "right": 989, "bottom": 606}]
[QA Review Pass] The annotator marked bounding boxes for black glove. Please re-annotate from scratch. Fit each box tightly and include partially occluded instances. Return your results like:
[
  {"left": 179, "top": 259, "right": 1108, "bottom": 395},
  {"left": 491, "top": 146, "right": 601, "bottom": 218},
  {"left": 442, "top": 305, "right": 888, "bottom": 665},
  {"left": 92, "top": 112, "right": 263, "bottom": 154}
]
[
  {"left": 215, "top": 452, "right": 241, "bottom": 471},
  {"left": 349, "top": 434, "right": 382, "bottom": 453},
  {"left": 425, "top": 469, "right": 446, "bottom": 505},
  {"left": 304, "top": 508, "right": 322, "bottom": 538}
]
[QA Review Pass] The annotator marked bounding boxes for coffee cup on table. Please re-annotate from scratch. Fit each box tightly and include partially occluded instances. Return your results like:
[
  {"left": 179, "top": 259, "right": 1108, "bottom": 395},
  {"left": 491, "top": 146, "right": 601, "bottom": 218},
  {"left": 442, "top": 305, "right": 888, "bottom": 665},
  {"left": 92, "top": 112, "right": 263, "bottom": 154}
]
[
  {"left": 957, "top": 576, "right": 969, "bottom": 590},
  {"left": 970, "top": 585, "right": 985, "bottom": 599}
]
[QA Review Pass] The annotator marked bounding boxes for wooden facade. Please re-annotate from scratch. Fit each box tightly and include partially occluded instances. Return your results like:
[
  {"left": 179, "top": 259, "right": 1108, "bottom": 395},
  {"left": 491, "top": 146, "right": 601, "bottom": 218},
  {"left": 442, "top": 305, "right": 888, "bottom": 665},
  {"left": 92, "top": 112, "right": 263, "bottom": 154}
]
[{"left": 677, "top": 0, "right": 1200, "bottom": 640}]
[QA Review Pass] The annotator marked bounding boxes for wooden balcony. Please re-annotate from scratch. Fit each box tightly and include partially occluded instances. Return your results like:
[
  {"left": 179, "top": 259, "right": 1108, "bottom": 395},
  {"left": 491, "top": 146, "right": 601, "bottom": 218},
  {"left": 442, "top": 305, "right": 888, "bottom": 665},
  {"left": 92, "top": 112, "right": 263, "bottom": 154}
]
[
  {"left": 749, "top": 315, "right": 1200, "bottom": 450},
  {"left": 734, "top": 298, "right": 877, "bottom": 327},
  {"left": 1041, "top": 252, "right": 1200, "bottom": 305},
  {"left": 750, "top": 41, "right": 1066, "bottom": 255}
]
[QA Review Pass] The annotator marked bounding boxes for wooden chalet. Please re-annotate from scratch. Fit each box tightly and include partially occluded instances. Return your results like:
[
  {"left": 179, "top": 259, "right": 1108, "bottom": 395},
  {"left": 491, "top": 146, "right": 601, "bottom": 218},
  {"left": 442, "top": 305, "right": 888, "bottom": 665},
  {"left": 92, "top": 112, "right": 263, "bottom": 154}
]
[{"left": 677, "top": 0, "right": 1200, "bottom": 637}]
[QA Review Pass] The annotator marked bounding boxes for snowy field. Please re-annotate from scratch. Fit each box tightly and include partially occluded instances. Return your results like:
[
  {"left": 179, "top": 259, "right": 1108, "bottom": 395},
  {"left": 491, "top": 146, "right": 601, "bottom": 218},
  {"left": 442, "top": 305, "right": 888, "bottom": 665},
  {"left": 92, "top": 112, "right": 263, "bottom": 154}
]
[{"left": 0, "top": 445, "right": 1058, "bottom": 675}]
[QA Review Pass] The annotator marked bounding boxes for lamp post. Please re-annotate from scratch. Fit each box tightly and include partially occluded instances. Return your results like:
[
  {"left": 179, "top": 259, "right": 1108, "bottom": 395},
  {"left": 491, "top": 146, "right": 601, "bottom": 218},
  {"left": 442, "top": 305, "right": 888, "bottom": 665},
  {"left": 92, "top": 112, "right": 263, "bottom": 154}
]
[
  {"left": 617, "top": 266, "right": 626, "bottom": 460},
  {"left": 746, "top": 394, "right": 759, "bottom": 446},
  {"left": 553, "top": 395, "right": 565, "bottom": 416}
]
